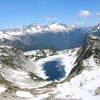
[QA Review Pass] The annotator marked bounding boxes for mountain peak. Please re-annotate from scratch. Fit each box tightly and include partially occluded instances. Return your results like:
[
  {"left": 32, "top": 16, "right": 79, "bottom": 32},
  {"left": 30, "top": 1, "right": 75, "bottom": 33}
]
[
  {"left": 0, "top": 22, "right": 77, "bottom": 34},
  {"left": 47, "top": 22, "right": 76, "bottom": 32}
]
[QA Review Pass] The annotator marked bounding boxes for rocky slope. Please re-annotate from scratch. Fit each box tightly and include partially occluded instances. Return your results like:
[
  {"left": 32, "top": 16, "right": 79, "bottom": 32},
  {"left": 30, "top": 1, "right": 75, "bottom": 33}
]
[
  {"left": 92, "top": 23, "right": 100, "bottom": 36},
  {"left": 0, "top": 35, "right": 100, "bottom": 100},
  {"left": 0, "top": 45, "right": 78, "bottom": 100},
  {"left": 68, "top": 35, "right": 100, "bottom": 79},
  {"left": 0, "top": 46, "right": 50, "bottom": 90}
]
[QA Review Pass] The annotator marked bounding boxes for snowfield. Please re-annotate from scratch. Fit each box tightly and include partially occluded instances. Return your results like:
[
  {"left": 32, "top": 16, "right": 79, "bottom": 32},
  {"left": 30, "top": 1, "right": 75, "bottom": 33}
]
[
  {"left": 0, "top": 34, "right": 100, "bottom": 100},
  {"left": 55, "top": 57, "right": 100, "bottom": 100},
  {"left": 14, "top": 57, "right": 100, "bottom": 100},
  {"left": 16, "top": 91, "right": 33, "bottom": 98},
  {"left": 23, "top": 47, "right": 100, "bottom": 100},
  {"left": 0, "top": 86, "right": 7, "bottom": 94}
]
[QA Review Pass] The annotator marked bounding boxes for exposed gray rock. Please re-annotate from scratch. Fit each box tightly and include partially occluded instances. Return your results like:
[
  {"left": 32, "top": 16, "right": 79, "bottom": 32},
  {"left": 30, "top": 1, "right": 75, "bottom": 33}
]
[{"left": 68, "top": 35, "right": 100, "bottom": 79}]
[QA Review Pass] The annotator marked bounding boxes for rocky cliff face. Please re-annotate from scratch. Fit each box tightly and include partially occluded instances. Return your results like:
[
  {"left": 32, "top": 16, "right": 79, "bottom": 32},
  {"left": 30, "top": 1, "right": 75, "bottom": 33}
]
[{"left": 68, "top": 35, "right": 100, "bottom": 79}]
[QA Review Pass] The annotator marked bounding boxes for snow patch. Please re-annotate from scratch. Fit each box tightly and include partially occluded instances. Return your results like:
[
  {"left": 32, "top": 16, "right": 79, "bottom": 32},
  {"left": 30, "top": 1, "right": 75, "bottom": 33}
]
[
  {"left": 0, "top": 86, "right": 7, "bottom": 94},
  {"left": 54, "top": 59, "right": 100, "bottom": 100},
  {"left": 16, "top": 91, "right": 33, "bottom": 98}
]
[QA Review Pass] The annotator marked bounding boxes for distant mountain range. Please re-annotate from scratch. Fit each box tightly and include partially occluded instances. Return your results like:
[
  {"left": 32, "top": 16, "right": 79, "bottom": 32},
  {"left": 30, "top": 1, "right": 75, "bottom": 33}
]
[{"left": 0, "top": 22, "right": 100, "bottom": 51}]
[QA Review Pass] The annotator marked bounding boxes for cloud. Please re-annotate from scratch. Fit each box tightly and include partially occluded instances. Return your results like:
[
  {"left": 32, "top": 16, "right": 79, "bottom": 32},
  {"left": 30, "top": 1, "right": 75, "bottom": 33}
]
[
  {"left": 79, "top": 10, "right": 100, "bottom": 17},
  {"left": 46, "top": 17, "right": 57, "bottom": 21},
  {"left": 79, "top": 10, "right": 91, "bottom": 17}
]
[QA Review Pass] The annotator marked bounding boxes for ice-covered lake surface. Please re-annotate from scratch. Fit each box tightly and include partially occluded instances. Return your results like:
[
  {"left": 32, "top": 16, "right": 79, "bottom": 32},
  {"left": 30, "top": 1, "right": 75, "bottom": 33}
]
[
  {"left": 43, "top": 60, "right": 65, "bottom": 81},
  {"left": 35, "top": 49, "right": 78, "bottom": 81}
]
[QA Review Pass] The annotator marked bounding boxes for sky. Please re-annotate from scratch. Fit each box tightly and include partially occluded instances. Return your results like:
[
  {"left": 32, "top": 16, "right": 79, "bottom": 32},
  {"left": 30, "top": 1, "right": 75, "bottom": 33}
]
[{"left": 0, "top": 0, "right": 100, "bottom": 28}]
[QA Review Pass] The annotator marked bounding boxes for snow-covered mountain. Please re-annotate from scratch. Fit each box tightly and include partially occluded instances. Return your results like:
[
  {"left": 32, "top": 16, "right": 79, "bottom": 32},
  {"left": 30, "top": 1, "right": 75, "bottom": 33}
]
[
  {"left": 0, "top": 35, "right": 100, "bottom": 100},
  {"left": 92, "top": 23, "right": 100, "bottom": 36},
  {"left": 0, "top": 46, "right": 50, "bottom": 89},
  {"left": 0, "top": 22, "right": 90, "bottom": 51}
]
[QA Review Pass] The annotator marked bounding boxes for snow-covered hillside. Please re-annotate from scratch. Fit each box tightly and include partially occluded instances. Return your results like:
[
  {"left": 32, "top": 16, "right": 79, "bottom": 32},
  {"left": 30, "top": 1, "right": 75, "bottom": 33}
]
[
  {"left": 0, "top": 35, "right": 100, "bottom": 100},
  {"left": 92, "top": 23, "right": 100, "bottom": 36},
  {"left": 0, "top": 46, "right": 50, "bottom": 89}
]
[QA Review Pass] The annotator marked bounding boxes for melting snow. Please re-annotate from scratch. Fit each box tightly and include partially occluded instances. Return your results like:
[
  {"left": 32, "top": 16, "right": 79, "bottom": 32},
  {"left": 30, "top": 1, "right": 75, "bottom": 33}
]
[
  {"left": 0, "top": 86, "right": 7, "bottom": 94},
  {"left": 54, "top": 56, "right": 100, "bottom": 100},
  {"left": 35, "top": 49, "right": 78, "bottom": 80},
  {"left": 16, "top": 91, "right": 33, "bottom": 98}
]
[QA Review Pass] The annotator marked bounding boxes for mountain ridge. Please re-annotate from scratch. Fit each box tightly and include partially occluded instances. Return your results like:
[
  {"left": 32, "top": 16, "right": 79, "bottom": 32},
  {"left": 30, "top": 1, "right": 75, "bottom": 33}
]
[{"left": 0, "top": 22, "right": 89, "bottom": 51}]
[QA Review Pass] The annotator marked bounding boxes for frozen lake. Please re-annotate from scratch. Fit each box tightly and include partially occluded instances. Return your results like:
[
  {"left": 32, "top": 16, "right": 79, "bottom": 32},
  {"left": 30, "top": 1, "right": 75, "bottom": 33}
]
[{"left": 43, "top": 60, "right": 65, "bottom": 81}]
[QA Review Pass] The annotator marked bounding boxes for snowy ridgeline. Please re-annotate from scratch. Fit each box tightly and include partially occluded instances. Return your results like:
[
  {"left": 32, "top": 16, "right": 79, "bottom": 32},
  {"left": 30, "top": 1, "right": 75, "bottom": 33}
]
[
  {"left": 0, "top": 22, "right": 92, "bottom": 51},
  {"left": 0, "top": 22, "right": 100, "bottom": 51}
]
